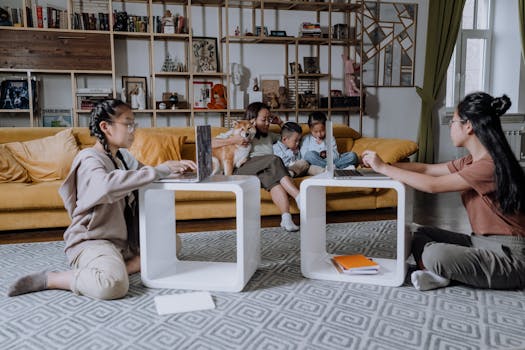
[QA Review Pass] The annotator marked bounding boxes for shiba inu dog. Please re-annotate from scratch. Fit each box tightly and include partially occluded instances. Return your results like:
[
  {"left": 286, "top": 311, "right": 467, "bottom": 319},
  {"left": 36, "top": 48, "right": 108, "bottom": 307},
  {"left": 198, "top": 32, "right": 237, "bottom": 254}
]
[{"left": 212, "top": 119, "right": 256, "bottom": 175}]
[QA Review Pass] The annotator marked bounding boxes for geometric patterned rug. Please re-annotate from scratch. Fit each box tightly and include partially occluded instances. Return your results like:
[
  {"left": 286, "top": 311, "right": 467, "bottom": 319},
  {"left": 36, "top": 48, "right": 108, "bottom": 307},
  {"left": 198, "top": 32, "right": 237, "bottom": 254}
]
[{"left": 1, "top": 220, "right": 524, "bottom": 350}]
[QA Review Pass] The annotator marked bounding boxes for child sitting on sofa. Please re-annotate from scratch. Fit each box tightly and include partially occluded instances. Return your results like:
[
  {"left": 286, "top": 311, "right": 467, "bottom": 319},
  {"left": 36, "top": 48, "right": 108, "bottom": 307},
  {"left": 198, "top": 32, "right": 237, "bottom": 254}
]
[
  {"left": 8, "top": 99, "right": 196, "bottom": 300},
  {"left": 300, "top": 111, "right": 359, "bottom": 169},
  {"left": 273, "top": 121, "right": 310, "bottom": 178}
]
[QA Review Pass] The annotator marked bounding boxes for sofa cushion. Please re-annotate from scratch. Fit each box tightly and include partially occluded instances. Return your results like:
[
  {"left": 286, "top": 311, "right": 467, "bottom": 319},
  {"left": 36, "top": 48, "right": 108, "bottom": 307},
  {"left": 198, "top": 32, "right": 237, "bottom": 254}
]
[
  {"left": 4, "top": 128, "right": 79, "bottom": 182},
  {"left": 0, "top": 181, "right": 65, "bottom": 210},
  {"left": 0, "top": 145, "right": 31, "bottom": 183},
  {"left": 129, "top": 130, "right": 187, "bottom": 165},
  {"left": 351, "top": 137, "right": 418, "bottom": 163}
]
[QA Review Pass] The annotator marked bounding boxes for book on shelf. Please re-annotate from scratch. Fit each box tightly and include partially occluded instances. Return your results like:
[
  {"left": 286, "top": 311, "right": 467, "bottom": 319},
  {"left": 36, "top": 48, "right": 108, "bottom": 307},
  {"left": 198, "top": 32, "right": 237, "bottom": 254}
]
[
  {"left": 331, "top": 254, "right": 379, "bottom": 275},
  {"left": 76, "top": 89, "right": 112, "bottom": 110}
]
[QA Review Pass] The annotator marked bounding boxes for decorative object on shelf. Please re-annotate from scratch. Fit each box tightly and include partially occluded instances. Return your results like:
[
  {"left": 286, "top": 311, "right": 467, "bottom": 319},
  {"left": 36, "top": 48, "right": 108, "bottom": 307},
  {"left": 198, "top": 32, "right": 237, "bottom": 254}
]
[
  {"left": 207, "top": 84, "right": 227, "bottom": 109},
  {"left": 251, "top": 78, "right": 259, "bottom": 92},
  {"left": 122, "top": 76, "right": 148, "bottom": 110},
  {"left": 332, "top": 23, "right": 348, "bottom": 40},
  {"left": 278, "top": 86, "right": 289, "bottom": 108},
  {"left": 193, "top": 81, "right": 213, "bottom": 109},
  {"left": 42, "top": 109, "right": 72, "bottom": 127},
  {"left": 234, "top": 26, "right": 240, "bottom": 36},
  {"left": 270, "top": 30, "right": 287, "bottom": 37},
  {"left": 162, "top": 10, "right": 175, "bottom": 34},
  {"left": 113, "top": 11, "right": 128, "bottom": 31},
  {"left": 248, "top": 77, "right": 262, "bottom": 105},
  {"left": 303, "top": 57, "right": 320, "bottom": 74},
  {"left": 255, "top": 26, "right": 269, "bottom": 36},
  {"left": 359, "top": 1, "right": 418, "bottom": 87},
  {"left": 231, "top": 63, "right": 245, "bottom": 109},
  {"left": 0, "top": 79, "right": 38, "bottom": 110},
  {"left": 161, "top": 55, "right": 177, "bottom": 72},
  {"left": 299, "top": 91, "right": 318, "bottom": 109},
  {"left": 289, "top": 62, "right": 303, "bottom": 75},
  {"left": 269, "top": 93, "right": 279, "bottom": 109},
  {"left": 342, "top": 55, "right": 361, "bottom": 97},
  {"left": 158, "top": 102, "right": 167, "bottom": 110},
  {"left": 260, "top": 75, "right": 284, "bottom": 108},
  {"left": 192, "top": 37, "right": 219, "bottom": 73},
  {"left": 169, "top": 93, "right": 179, "bottom": 109},
  {"left": 0, "top": 7, "right": 12, "bottom": 26}
]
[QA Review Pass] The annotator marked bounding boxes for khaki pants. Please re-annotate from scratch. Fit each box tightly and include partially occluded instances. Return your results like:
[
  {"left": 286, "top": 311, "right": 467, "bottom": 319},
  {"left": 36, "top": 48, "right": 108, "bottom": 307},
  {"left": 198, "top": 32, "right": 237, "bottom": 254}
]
[{"left": 70, "top": 241, "right": 129, "bottom": 300}]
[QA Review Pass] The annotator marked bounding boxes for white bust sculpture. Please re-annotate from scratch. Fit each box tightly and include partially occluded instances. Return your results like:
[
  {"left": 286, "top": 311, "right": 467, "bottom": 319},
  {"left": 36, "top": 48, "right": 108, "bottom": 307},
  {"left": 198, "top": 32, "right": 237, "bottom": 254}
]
[{"left": 231, "top": 63, "right": 242, "bottom": 87}]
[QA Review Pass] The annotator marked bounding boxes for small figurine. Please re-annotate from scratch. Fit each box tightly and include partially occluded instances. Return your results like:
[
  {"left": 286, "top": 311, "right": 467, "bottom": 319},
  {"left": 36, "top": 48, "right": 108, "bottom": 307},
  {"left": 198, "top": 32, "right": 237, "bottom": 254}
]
[
  {"left": 234, "top": 26, "right": 240, "bottom": 36},
  {"left": 162, "top": 10, "right": 175, "bottom": 33},
  {"left": 269, "top": 93, "right": 279, "bottom": 109}
]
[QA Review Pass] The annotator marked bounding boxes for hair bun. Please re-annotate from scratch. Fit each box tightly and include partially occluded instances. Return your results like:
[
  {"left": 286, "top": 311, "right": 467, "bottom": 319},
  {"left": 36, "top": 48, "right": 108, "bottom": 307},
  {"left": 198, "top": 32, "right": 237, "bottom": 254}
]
[{"left": 490, "top": 94, "right": 511, "bottom": 117}]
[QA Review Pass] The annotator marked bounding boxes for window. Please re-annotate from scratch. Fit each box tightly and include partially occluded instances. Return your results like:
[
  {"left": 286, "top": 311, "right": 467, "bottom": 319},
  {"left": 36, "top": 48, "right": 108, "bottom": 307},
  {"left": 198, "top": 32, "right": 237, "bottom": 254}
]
[{"left": 445, "top": 0, "right": 493, "bottom": 109}]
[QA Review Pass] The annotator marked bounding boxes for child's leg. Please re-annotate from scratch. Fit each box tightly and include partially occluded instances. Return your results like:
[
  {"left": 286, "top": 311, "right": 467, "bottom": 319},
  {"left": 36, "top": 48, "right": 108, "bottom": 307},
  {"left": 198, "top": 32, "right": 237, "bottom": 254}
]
[
  {"left": 303, "top": 151, "right": 326, "bottom": 167},
  {"left": 288, "top": 160, "right": 310, "bottom": 177},
  {"left": 334, "top": 151, "right": 359, "bottom": 169},
  {"left": 70, "top": 241, "right": 130, "bottom": 300}
]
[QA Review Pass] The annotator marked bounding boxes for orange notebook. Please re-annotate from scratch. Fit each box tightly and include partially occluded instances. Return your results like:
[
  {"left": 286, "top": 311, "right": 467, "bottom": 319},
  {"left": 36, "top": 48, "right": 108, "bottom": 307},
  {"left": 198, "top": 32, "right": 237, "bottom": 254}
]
[{"left": 332, "top": 254, "right": 379, "bottom": 274}]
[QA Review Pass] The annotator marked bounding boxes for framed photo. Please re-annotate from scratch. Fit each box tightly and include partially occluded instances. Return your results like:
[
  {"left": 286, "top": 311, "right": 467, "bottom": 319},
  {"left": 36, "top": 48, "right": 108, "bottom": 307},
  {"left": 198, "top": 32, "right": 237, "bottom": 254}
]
[
  {"left": 193, "top": 81, "right": 213, "bottom": 109},
  {"left": 192, "top": 37, "right": 219, "bottom": 73},
  {"left": 122, "top": 76, "right": 148, "bottom": 109},
  {"left": 255, "top": 26, "right": 269, "bottom": 36},
  {"left": 42, "top": 109, "right": 72, "bottom": 127},
  {"left": 289, "top": 62, "right": 303, "bottom": 74},
  {"left": 0, "top": 79, "right": 37, "bottom": 110},
  {"left": 270, "top": 30, "right": 287, "bottom": 37},
  {"left": 260, "top": 74, "right": 284, "bottom": 107},
  {"left": 303, "top": 57, "right": 320, "bottom": 74}
]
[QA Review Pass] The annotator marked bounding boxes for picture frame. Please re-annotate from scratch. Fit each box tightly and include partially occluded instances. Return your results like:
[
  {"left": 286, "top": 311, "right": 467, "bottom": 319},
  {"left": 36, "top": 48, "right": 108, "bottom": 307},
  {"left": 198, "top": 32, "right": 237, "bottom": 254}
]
[
  {"left": 255, "top": 26, "right": 269, "bottom": 37},
  {"left": 192, "top": 37, "right": 219, "bottom": 73},
  {"left": 270, "top": 30, "right": 287, "bottom": 37},
  {"left": 193, "top": 81, "right": 213, "bottom": 109},
  {"left": 42, "top": 109, "right": 72, "bottom": 127},
  {"left": 0, "top": 79, "right": 37, "bottom": 110},
  {"left": 122, "top": 76, "right": 148, "bottom": 109},
  {"left": 303, "top": 57, "right": 320, "bottom": 74},
  {"left": 289, "top": 62, "right": 303, "bottom": 75},
  {"left": 260, "top": 74, "right": 285, "bottom": 107}
]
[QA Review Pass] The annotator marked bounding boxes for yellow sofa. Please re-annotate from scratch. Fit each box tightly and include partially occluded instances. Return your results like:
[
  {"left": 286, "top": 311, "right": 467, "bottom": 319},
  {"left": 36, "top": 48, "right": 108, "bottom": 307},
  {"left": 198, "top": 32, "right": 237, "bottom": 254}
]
[{"left": 0, "top": 125, "right": 418, "bottom": 231}]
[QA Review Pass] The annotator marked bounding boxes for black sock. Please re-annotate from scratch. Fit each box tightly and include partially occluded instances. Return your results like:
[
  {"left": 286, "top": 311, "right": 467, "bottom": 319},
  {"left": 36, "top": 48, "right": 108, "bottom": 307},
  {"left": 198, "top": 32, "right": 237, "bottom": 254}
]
[{"left": 7, "top": 271, "right": 48, "bottom": 297}]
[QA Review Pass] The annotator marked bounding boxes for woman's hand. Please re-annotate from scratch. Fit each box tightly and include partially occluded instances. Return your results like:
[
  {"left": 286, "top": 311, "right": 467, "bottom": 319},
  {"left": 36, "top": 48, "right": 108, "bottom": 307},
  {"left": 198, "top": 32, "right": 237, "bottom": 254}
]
[
  {"left": 361, "top": 150, "right": 386, "bottom": 172},
  {"left": 163, "top": 160, "right": 197, "bottom": 174},
  {"left": 270, "top": 114, "right": 283, "bottom": 126}
]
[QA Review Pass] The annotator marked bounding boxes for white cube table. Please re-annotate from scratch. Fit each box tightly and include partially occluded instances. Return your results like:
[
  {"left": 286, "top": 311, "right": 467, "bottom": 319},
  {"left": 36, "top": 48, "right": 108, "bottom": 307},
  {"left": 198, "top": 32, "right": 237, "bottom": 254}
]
[
  {"left": 300, "top": 172, "right": 413, "bottom": 287},
  {"left": 139, "top": 175, "right": 261, "bottom": 292}
]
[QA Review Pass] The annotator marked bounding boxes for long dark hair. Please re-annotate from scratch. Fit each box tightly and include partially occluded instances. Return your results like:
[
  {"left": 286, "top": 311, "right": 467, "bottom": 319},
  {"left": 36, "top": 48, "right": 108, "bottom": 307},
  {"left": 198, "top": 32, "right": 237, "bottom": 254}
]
[
  {"left": 457, "top": 92, "right": 525, "bottom": 213},
  {"left": 89, "top": 99, "right": 130, "bottom": 161}
]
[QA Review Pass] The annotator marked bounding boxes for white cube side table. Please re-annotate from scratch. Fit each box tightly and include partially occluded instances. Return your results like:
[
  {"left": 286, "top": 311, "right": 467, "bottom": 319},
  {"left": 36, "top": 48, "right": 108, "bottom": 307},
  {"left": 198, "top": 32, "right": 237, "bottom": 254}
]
[
  {"left": 139, "top": 175, "right": 261, "bottom": 292},
  {"left": 300, "top": 172, "right": 413, "bottom": 287}
]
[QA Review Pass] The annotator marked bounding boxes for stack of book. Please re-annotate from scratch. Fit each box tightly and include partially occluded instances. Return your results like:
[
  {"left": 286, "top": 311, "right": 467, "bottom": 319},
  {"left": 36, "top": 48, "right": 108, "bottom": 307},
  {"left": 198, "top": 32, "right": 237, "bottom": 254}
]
[
  {"left": 300, "top": 22, "right": 321, "bottom": 37},
  {"left": 331, "top": 254, "right": 380, "bottom": 275},
  {"left": 76, "top": 88, "right": 112, "bottom": 111}
]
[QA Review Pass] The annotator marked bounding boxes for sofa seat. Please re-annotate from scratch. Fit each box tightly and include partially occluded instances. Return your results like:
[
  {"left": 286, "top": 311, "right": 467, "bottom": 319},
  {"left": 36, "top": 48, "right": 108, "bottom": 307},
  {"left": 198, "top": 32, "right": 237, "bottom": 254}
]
[{"left": 0, "top": 125, "right": 418, "bottom": 231}]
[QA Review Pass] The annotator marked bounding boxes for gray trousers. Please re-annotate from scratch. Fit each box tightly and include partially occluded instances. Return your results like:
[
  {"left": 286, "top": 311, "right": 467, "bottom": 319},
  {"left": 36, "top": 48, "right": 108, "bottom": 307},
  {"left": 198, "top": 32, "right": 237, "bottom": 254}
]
[
  {"left": 412, "top": 226, "right": 525, "bottom": 289},
  {"left": 234, "top": 155, "right": 289, "bottom": 191}
]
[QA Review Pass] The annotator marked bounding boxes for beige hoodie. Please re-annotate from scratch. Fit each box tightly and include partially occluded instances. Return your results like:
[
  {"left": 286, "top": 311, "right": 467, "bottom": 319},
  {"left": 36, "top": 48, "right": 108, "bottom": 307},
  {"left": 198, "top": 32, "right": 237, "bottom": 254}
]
[{"left": 59, "top": 148, "right": 170, "bottom": 263}]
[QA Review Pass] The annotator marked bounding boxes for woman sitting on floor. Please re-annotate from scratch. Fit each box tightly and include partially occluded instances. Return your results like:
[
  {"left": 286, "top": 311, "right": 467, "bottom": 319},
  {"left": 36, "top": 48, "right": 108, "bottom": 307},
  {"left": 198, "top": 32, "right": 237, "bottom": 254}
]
[{"left": 361, "top": 92, "right": 525, "bottom": 291}]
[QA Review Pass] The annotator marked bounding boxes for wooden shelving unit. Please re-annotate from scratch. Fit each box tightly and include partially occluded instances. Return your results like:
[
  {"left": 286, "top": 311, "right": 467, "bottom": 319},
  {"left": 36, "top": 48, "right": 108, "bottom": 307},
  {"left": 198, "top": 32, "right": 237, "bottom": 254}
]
[{"left": 0, "top": 0, "right": 364, "bottom": 129}]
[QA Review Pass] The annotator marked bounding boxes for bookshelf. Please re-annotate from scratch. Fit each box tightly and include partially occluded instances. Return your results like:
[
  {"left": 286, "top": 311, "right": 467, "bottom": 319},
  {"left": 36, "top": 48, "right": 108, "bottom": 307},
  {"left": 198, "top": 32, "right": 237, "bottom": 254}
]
[{"left": 0, "top": 0, "right": 364, "bottom": 130}]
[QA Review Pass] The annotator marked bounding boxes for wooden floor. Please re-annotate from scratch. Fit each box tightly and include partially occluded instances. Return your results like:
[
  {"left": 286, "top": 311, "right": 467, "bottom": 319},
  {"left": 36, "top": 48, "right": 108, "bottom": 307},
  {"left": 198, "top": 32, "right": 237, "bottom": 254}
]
[{"left": 0, "top": 191, "right": 471, "bottom": 245}]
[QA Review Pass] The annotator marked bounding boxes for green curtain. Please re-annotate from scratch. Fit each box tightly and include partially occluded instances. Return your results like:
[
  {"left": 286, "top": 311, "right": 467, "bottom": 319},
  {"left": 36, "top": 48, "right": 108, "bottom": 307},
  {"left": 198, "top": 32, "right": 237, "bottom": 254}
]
[
  {"left": 416, "top": 1, "right": 465, "bottom": 163},
  {"left": 518, "top": 0, "right": 525, "bottom": 61}
]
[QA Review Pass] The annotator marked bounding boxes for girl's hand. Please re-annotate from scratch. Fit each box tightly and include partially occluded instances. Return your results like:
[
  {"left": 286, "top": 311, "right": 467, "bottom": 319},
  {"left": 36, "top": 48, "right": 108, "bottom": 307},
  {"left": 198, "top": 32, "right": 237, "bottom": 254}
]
[
  {"left": 361, "top": 150, "right": 386, "bottom": 172},
  {"left": 163, "top": 160, "right": 197, "bottom": 174}
]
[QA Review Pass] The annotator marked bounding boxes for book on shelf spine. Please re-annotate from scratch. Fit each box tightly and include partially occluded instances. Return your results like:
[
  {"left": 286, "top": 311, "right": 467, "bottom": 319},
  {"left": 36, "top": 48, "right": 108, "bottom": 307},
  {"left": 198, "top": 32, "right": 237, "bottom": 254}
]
[{"left": 36, "top": 6, "right": 43, "bottom": 28}]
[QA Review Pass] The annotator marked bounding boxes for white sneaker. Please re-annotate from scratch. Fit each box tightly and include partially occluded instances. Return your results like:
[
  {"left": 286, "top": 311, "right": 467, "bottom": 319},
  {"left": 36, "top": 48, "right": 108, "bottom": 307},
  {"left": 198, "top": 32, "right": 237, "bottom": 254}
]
[
  {"left": 280, "top": 220, "right": 299, "bottom": 232},
  {"left": 342, "top": 165, "right": 356, "bottom": 170},
  {"left": 280, "top": 213, "right": 299, "bottom": 232}
]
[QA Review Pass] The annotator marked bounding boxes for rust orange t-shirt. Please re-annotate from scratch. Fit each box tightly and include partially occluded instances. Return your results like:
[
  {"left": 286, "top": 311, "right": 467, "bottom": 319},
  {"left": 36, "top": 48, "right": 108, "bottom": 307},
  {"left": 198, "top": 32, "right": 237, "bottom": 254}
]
[{"left": 447, "top": 154, "right": 525, "bottom": 236}]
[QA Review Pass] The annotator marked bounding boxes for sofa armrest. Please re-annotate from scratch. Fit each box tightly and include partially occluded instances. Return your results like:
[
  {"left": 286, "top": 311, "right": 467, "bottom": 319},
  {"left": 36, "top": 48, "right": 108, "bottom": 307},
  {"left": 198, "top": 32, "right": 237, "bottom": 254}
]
[{"left": 351, "top": 137, "right": 418, "bottom": 163}]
